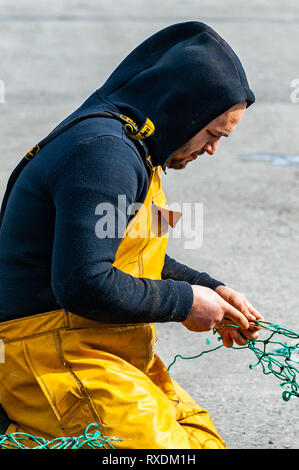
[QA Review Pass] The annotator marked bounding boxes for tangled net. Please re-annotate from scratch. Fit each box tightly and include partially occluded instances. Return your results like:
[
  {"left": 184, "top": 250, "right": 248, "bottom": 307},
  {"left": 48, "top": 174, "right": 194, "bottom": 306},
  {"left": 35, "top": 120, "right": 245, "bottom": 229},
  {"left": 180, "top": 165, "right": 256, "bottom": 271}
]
[
  {"left": 168, "top": 320, "right": 299, "bottom": 402},
  {"left": 0, "top": 423, "right": 121, "bottom": 449},
  {"left": 0, "top": 320, "right": 297, "bottom": 449}
]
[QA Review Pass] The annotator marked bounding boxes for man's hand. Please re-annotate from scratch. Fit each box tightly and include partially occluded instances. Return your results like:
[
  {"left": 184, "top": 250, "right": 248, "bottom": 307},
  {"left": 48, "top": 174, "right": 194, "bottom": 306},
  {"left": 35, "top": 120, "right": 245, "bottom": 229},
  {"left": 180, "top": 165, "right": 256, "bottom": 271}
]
[
  {"left": 214, "top": 285, "right": 264, "bottom": 348},
  {"left": 182, "top": 285, "right": 250, "bottom": 333}
]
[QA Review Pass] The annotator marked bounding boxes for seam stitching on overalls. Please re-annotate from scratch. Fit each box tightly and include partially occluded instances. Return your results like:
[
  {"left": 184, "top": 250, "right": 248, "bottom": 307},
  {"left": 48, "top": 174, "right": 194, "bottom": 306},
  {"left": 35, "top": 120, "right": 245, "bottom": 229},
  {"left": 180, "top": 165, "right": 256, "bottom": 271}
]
[
  {"left": 22, "top": 339, "right": 61, "bottom": 420},
  {"left": 176, "top": 409, "right": 209, "bottom": 423},
  {"left": 54, "top": 330, "right": 104, "bottom": 427},
  {"left": 56, "top": 398, "right": 94, "bottom": 432},
  {"left": 2, "top": 327, "right": 66, "bottom": 344}
]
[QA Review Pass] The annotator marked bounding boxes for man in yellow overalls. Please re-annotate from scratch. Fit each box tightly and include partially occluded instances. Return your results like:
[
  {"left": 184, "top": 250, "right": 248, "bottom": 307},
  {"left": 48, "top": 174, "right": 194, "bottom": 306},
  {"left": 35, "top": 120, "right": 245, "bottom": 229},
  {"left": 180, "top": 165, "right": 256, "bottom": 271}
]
[{"left": 0, "top": 22, "right": 262, "bottom": 448}]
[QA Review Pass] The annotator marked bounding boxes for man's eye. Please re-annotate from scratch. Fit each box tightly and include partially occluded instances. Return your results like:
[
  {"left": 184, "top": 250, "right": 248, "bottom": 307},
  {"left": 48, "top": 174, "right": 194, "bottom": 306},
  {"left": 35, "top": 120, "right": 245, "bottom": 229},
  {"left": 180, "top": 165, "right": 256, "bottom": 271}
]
[{"left": 207, "top": 130, "right": 218, "bottom": 138}]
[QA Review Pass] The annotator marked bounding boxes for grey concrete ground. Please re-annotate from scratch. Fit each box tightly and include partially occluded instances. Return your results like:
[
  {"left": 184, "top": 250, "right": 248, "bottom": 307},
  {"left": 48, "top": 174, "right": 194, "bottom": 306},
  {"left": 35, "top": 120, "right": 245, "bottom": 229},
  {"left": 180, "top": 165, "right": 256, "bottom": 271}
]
[{"left": 0, "top": 0, "right": 298, "bottom": 449}]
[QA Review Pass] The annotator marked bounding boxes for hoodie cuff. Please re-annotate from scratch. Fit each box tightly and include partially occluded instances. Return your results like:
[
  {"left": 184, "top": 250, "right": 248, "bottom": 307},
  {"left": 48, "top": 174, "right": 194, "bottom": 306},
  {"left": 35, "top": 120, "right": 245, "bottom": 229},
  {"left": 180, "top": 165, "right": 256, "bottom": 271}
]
[
  {"left": 206, "top": 279, "right": 225, "bottom": 291},
  {"left": 167, "top": 280, "right": 194, "bottom": 323}
]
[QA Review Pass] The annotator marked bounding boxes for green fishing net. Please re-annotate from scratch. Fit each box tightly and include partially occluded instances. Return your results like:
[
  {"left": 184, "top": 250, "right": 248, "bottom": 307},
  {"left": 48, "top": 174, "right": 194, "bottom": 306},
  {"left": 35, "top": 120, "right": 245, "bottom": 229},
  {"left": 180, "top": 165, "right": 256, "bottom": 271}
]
[
  {"left": 0, "top": 320, "right": 297, "bottom": 449},
  {"left": 0, "top": 422, "right": 121, "bottom": 449},
  {"left": 168, "top": 320, "right": 299, "bottom": 402}
]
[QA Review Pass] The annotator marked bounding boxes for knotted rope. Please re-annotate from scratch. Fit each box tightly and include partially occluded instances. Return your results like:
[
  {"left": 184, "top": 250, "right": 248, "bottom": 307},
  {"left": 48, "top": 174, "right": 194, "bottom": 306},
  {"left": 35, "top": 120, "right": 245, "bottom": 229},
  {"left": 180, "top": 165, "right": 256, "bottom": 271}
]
[
  {"left": 0, "top": 423, "right": 121, "bottom": 449},
  {"left": 168, "top": 320, "right": 299, "bottom": 402}
]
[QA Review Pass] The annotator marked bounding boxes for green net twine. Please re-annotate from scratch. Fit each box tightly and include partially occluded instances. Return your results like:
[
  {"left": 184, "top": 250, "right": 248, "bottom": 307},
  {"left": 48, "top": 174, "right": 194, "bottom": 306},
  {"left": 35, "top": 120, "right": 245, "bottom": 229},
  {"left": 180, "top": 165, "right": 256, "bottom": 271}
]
[
  {"left": 0, "top": 423, "right": 122, "bottom": 449},
  {"left": 0, "top": 321, "right": 298, "bottom": 449},
  {"left": 168, "top": 320, "right": 299, "bottom": 402}
]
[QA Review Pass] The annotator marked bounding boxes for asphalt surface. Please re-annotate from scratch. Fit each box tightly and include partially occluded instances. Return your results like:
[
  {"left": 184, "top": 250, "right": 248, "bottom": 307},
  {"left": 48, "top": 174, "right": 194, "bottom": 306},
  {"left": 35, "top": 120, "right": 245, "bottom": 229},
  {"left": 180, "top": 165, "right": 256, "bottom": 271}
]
[{"left": 0, "top": 0, "right": 298, "bottom": 449}]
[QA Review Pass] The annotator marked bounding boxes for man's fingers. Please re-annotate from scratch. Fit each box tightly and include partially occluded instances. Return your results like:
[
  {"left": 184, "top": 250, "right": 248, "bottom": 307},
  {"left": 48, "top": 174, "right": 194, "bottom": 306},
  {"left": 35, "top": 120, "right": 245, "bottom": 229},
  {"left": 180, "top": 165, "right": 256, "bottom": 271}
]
[
  {"left": 241, "top": 305, "right": 256, "bottom": 322},
  {"left": 222, "top": 330, "right": 233, "bottom": 348},
  {"left": 244, "top": 299, "right": 264, "bottom": 321},
  {"left": 248, "top": 320, "right": 262, "bottom": 331},
  {"left": 239, "top": 328, "right": 260, "bottom": 341},
  {"left": 224, "top": 303, "right": 249, "bottom": 330},
  {"left": 219, "top": 328, "right": 248, "bottom": 347},
  {"left": 230, "top": 330, "right": 248, "bottom": 346}
]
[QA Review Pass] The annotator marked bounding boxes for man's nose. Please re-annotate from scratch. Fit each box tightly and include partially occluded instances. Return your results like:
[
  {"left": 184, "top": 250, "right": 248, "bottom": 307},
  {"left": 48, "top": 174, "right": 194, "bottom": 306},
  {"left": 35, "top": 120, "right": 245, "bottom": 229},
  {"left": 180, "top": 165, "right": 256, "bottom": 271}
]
[{"left": 203, "top": 140, "right": 220, "bottom": 155}]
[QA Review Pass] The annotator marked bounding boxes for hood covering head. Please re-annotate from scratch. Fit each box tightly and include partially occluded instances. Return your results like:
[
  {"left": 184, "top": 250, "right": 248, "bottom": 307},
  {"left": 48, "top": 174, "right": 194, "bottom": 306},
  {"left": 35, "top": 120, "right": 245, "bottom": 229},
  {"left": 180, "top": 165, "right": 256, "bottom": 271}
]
[{"left": 98, "top": 21, "right": 255, "bottom": 168}]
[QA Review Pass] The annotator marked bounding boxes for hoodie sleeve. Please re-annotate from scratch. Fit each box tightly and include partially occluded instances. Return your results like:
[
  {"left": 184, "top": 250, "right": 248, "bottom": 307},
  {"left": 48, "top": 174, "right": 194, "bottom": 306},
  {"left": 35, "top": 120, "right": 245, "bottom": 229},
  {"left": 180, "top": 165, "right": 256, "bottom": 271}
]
[
  {"left": 162, "top": 254, "right": 225, "bottom": 290},
  {"left": 49, "top": 135, "right": 193, "bottom": 323}
]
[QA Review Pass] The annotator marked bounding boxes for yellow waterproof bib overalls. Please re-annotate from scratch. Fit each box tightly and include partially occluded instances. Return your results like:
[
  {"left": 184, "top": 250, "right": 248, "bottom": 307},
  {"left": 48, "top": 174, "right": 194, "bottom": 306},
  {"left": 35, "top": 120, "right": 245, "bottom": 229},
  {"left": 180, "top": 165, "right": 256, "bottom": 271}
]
[{"left": 0, "top": 113, "right": 226, "bottom": 449}]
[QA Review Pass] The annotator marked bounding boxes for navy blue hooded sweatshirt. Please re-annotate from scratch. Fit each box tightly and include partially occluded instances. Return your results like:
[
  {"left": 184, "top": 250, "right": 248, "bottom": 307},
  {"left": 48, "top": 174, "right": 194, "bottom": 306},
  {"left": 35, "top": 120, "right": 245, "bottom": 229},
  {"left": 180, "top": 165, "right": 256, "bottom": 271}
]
[{"left": 0, "top": 21, "right": 255, "bottom": 323}]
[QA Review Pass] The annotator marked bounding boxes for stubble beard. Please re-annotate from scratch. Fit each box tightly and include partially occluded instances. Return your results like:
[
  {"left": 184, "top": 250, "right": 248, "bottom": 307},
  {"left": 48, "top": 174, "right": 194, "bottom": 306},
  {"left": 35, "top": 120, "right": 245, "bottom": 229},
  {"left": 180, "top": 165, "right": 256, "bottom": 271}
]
[{"left": 166, "top": 147, "right": 205, "bottom": 169}]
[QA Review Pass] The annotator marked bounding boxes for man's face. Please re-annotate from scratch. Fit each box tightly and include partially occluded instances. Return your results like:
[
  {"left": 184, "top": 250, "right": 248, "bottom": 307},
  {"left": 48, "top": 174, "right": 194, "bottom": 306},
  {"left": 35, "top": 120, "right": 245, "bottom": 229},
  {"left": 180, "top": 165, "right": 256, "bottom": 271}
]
[{"left": 166, "top": 102, "right": 247, "bottom": 169}]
